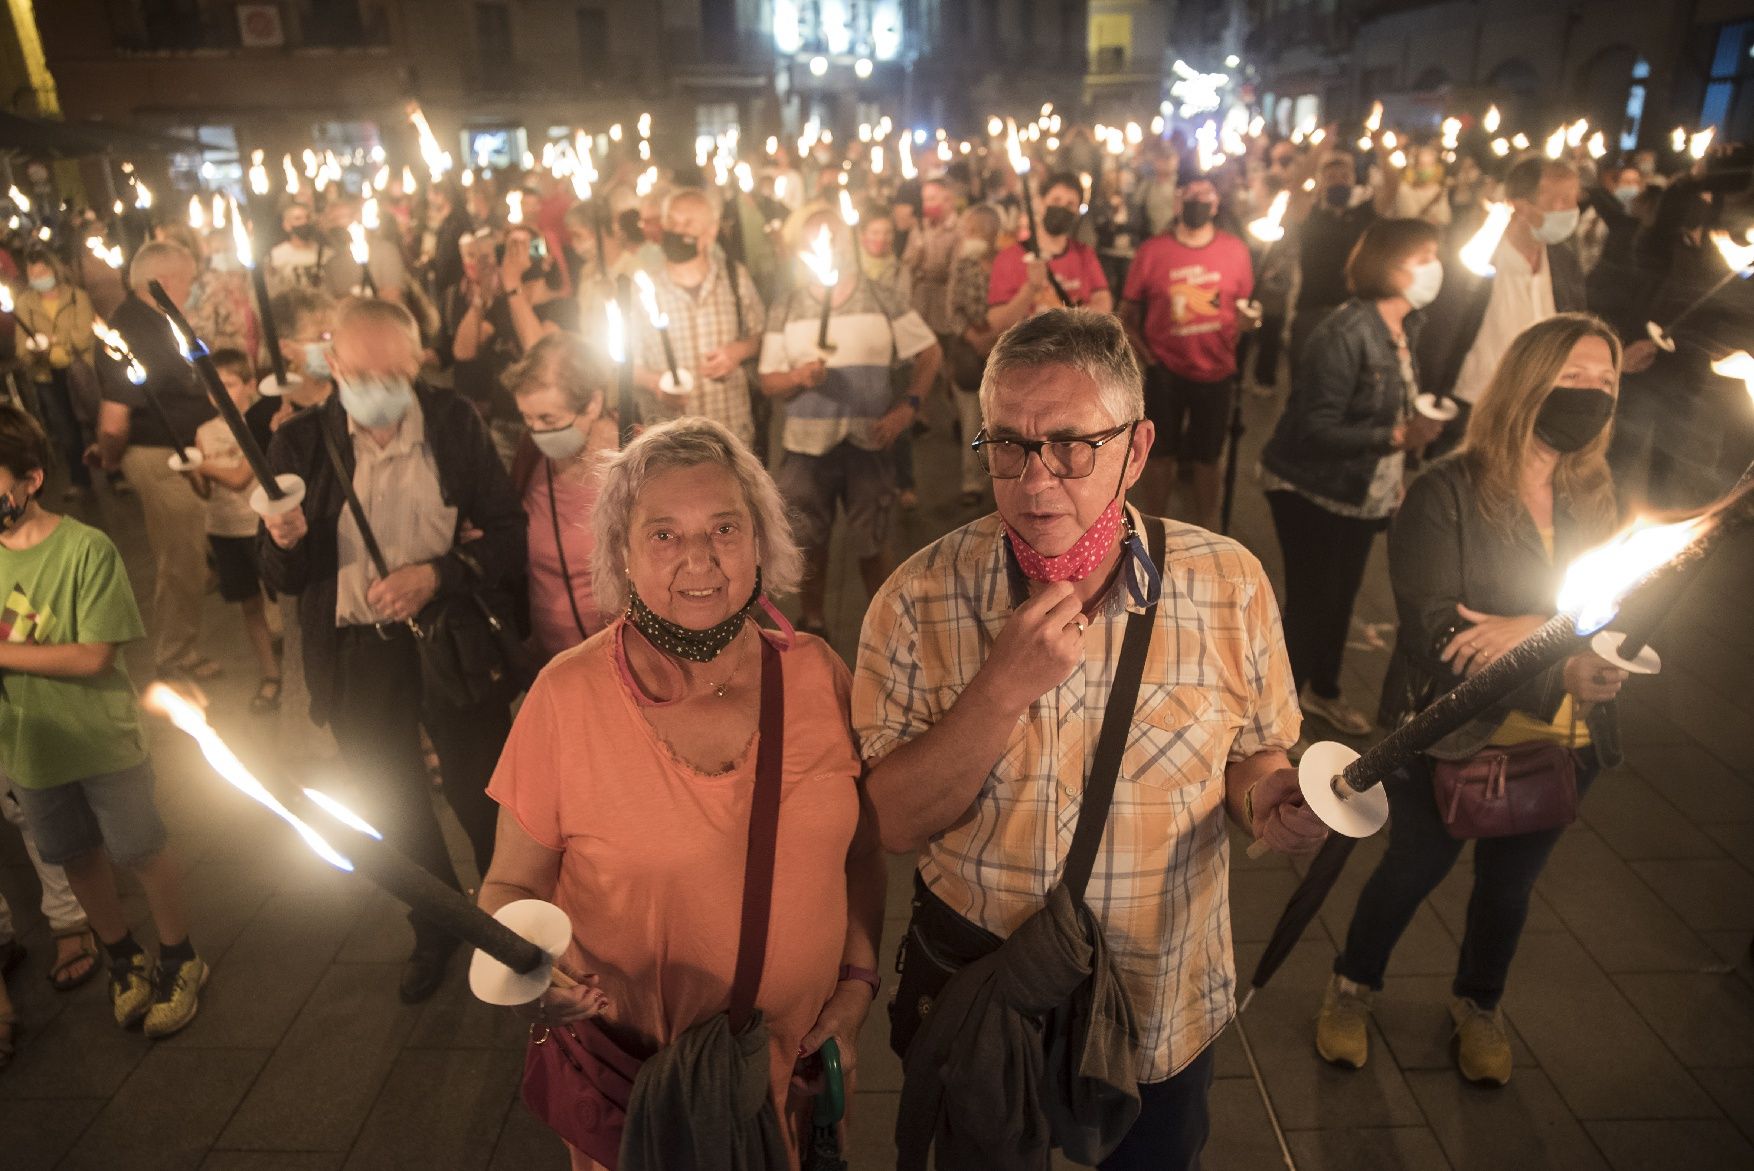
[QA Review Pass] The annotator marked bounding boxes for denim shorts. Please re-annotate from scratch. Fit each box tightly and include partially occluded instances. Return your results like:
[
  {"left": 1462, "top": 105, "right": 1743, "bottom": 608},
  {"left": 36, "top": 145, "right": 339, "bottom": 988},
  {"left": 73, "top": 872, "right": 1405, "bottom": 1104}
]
[{"left": 10, "top": 760, "right": 169, "bottom": 867}]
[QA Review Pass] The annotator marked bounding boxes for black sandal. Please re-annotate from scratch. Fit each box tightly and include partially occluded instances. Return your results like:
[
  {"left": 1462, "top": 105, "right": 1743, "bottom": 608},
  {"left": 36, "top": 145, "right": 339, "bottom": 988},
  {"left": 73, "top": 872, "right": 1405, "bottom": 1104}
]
[
  {"left": 45, "top": 929, "right": 97, "bottom": 992},
  {"left": 250, "top": 676, "right": 283, "bottom": 714}
]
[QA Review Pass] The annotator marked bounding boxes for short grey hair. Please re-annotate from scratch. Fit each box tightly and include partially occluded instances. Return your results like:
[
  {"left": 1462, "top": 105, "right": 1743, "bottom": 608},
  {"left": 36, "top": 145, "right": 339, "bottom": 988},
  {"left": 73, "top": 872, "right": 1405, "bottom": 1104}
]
[
  {"left": 979, "top": 308, "right": 1145, "bottom": 428},
  {"left": 127, "top": 240, "right": 196, "bottom": 292},
  {"left": 590, "top": 416, "right": 803, "bottom": 616}
]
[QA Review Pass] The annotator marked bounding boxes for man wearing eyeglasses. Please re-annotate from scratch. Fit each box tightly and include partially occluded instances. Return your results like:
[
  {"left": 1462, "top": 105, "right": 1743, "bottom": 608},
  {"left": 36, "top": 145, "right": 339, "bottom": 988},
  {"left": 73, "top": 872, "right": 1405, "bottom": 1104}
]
[{"left": 853, "top": 309, "right": 1323, "bottom": 1171}]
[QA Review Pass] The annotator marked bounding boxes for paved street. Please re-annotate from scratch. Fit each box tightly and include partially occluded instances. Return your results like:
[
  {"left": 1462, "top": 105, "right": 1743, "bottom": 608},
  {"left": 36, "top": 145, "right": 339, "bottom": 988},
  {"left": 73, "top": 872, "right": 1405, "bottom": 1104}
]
[{"left": 3, "top": 384, "right": 1752, "bottom": 1171}]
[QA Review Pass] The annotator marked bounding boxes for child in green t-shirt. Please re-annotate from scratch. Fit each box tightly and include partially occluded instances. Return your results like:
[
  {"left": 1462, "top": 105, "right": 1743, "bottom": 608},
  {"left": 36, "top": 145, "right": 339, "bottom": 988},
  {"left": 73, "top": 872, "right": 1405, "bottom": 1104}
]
[{"left": 0, "top": 404, "right": 206, "bottom": 1040}]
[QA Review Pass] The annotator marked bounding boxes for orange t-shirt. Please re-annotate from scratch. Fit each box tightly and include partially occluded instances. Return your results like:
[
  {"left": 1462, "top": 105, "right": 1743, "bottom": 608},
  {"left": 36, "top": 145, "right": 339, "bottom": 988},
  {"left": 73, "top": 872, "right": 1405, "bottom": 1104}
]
[{"left": 488, "top": 621, "right": 862, "bottom": 1163}]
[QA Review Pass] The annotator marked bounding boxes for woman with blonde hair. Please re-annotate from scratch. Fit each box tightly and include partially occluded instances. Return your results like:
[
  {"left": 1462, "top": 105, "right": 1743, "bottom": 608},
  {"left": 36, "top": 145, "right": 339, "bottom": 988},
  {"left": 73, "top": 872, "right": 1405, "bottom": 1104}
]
[
  {"left": 481, "top": 416, "right": 885, "bottom": 1169},
  {"left": 505, "top": 332, "right": 620, "bottom": 661},
  {"left": 1316, "top": 312, "right": 1629, "bottom": 1088}
]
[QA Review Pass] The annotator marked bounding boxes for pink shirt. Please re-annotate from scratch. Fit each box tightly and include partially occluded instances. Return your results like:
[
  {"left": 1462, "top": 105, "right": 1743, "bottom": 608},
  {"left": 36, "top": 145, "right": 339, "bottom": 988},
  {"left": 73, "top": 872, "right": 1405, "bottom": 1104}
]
[
  {"left": 988, "top": 240, "right": 1110, "bottom": 311},
  {"left": 523, "top": 463, "right": 603, "bottom": 663}
]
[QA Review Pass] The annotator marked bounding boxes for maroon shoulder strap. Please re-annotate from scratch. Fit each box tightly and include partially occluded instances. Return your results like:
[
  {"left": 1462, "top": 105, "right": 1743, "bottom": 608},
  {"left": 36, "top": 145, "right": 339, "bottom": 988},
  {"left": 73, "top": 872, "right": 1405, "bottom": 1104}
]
[{"left": 728, "top": 636, "right": 784, "bottom": 1029}]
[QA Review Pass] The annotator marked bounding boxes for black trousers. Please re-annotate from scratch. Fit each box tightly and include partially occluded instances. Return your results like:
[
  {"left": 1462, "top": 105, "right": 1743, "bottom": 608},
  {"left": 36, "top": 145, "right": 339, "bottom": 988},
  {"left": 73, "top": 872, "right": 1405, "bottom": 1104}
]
[
  {"left": 35, "top": 369, "right": 91, "bottom": 488},
  {"left": 1251, "top": 313, "right": 1286, "bottom": 387},
  {"left": 327, "top": 625, "right": 510, "bottom": 949},
  {"left": 1099, "top": 1043, "right": 1217, "bottom": 1171},
  {"left": 1266, "top": 489, "right": 1384, "bottom": 700}
]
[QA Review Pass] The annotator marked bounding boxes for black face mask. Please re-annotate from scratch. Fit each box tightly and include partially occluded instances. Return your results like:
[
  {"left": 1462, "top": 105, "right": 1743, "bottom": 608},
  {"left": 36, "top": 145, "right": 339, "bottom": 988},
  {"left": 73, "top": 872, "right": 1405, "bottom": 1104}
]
[
  {"left": 1179, "top": 200, "right": 1215, "bottom": 229},
  {"left": 1533, "top": 387, "right": 1615, "bottom": 453},
  {"left": 289, "top": 223, "right": 318, "bottom": 243},
  {"left": 660, "top": 231, "right": 700, "bottom": 265},
  {"left": 1324, "top": 184, "right": 1353, "bottom": 209},
  {"left": 0, "top": 484, "right": 30, "bottom": 532},
  {"left": 617, "top": 209, "right": 643, "bottom": 246},
  {"left": 1040, "top": 205, "right": 1079, "bottom": 237}
]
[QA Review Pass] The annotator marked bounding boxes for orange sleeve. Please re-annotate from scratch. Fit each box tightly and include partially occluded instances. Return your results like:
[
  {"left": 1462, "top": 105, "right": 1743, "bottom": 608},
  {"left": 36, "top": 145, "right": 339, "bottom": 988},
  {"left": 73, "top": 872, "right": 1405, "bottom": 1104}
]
[{"left": 486, "top": 671, "right": 566, "bottom": 851}]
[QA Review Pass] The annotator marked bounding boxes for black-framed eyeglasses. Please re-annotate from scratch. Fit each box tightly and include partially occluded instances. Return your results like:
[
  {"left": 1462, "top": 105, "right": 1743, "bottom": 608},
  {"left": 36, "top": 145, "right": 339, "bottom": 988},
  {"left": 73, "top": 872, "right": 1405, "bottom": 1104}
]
[{"left": 970, "top": 422, "right": 1136, "bottom": 480}]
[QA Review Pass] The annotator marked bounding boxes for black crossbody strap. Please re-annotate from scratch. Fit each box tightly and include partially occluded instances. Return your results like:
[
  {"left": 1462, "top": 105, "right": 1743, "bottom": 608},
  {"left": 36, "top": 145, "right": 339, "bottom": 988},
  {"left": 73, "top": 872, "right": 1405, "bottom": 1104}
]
[
  {"left": 728, "top": 635, "right": 785, "bottom": 1029},
  {"left": 317, "top": 412, "right": 391, "bottom": 579},
  {"left": 544, "top": 459, "right": 590, "bottom": 640},
  {"left": 1061, "top": 518, "right": 1165, "bottom": 903}
]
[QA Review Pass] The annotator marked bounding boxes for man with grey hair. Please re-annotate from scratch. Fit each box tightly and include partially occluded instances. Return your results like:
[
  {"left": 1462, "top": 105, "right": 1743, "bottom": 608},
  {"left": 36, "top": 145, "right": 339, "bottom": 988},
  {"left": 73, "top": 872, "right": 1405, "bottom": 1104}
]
[
  {"left": 91, "top": 240, "right": 219, "bottom": 678},
  {"left": 854, "top": 308, "right": 1323, "bottom": 1169}
]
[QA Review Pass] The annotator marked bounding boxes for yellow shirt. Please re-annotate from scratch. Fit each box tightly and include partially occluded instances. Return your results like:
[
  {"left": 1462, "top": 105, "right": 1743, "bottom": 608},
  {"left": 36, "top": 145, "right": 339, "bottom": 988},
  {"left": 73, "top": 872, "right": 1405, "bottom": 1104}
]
[{"left": 1488, "top": 523, "right": 1590, "bottom": 747}]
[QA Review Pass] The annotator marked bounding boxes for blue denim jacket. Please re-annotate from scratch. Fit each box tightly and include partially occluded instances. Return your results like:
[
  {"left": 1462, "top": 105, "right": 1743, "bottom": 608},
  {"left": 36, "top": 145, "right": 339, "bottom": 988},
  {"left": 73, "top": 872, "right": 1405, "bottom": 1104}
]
[{"left": 1261, "top": 299, "right": 1420, "bottom": 507}]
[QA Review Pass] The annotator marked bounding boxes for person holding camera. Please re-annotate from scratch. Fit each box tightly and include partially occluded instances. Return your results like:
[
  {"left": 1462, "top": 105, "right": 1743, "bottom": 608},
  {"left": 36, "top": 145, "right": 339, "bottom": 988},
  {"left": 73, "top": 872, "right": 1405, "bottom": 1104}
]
[{"left": 445, "top": 223, "right": 569, "bottom": 421}]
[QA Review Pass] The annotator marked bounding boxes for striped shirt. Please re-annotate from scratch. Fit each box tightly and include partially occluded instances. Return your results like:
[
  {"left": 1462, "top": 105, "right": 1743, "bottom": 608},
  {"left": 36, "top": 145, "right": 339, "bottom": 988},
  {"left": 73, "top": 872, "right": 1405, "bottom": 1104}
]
[
  {"left": 334, "top": 394, "right": 457, "bottom": 627},
  {"left": 852, "top": 509, "right": 1300, "bottom": 1081},
  {"left": 630, "top": 254, "right": 764, "bottom": 448},
  {"left": 759, "top": 275, "right": 937, "bottom": 457}
]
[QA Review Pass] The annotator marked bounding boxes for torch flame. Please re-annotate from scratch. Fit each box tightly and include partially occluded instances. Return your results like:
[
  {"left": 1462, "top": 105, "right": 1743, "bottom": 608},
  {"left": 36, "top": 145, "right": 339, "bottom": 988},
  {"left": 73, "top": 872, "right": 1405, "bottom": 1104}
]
[
  {"left": 632, "top": 269, "right": 668, "bottom": 330},
  {"left": 87, "top": 236, "right": 124, "bottom": 270},
  {"left": 1558, "top": 516, "right": 1711, "bottom": 634},
  {"left": 362, "top": 196, "right": 380, "bottom": 232},
  {"left": 839, "top": 188, "right": 860, "bottom": 227},
  {"left": 1588, "top": 131, "right": 1607, "bottom": 160},
  {"left": 800, "top": 225, "right": 839, "bottom": 290},
  {"left": 188, "top": 195, "right": 206, "bottom": 231},
  {"left": 1711, "top": 351, "right": 1754, "bottom": 405},
  {"left": 0, "top": 284, "right": 12, "bottom": 314},
  {"left": 348, "top": 221, "right": 371, "bottom": 266},
  {"left": 1690, "top": 127, "right": 1715, "bottom": 160},
  {"left": 92, "top": 319, "right": 148, "bottom": 384},
  {"left": 408, "top": 102, "right": 449, "bottom": 179},
  {"left": 212, "top": 194, "right": 227, "bottom": 229},
  {"left": 1441, "top": 117, "right": 1462, "bottom": 149},
  {"left": 165, "top": 314, "right": 194, "bottom": 361},
  {"left": 142, "top": 683, "right": 354, "bottom": 872},
  {"left": 604, "top": 298, "right": 627, "bottom": 365},
  {"left": 506, "top": 190, "right": 524, "bottom": 225},
  {"left": 1247, "top": 190, "right": 1290, "bottom": 243},
  {"left": 301, "top": 788, "right": 382, "bottom": 840},
  {"left": 1567, "top": 119, "right": 1589, "bottom": 149},
  {"left": 134, "top": 182, "right": 153, "bottom": 210},
  {"left": 1366, "top": 101, "right": 1383, "bottom": 133},
  {"left": 1511, "top": 133, "right": 1530, "bottom": 151},
  {"left": 1710, "top": 230, "right": 1754, "bottom": 275},
  {"left": 1460, "top": 202, "right": 1514, "bottom": 276},
  {"left": 231, "top": 201, "right": 255, "bottom": 270},
  {"left": 1671, "top": 126, "right": 1687, "bottom": 153},
  {"left": 1544, "top": 127, "right": 1566, "bottom": 160},
  {"left": 7, "top": 185, "right": 28, "bottom": 213},
  {"left": 1484, "top": 105, "right": 1501, "bottom": 134},
  {"left": 1005, "top": 119, "right": 1030, "bottom": 176}
]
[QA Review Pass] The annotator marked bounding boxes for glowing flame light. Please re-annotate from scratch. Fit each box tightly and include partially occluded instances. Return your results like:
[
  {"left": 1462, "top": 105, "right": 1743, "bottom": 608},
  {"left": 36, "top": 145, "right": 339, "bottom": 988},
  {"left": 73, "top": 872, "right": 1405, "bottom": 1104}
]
[
  {"left": 362, "top": 197, "right": 380, "bottom": 232},
  {"left": 408, "top": 102, "right": 450, "bottom": 180},
  {"left": 800, "top": 225, "right": 838, "bottom": 290},
  {"left": 839, "top": 188, "right": 859, "bottom": 226},
  {"left": 1691, "top": 128, "right": 1715, "bottom": 160},
  {"left": 1460, "top": 202, "right": 1514, "bottom": 277},
  {"left": 7, "top": 185, "right": 28, "bottom": 213},
  {"left": 1511, "top": 133, "right": 1530, "bottom": 151},
  {"left": 143, "top": 684, "right": 354, "bottom": 872},
  {"left": 1671, "top": 126, "right": 1687, "bottom": 152},
  {"left": 1366, "top": 101, "right": 1383, "bottom": 133},
  {"left": 188, "top": 195, "right": 206, "bottom": 231},
  {"left": 1491, "top": 137, "right": 1512, "bottom": 158},
  {"left": 92, "top": 319, "right": 147, "bottom": 385},
  {"left": 1005, "top": 119, "right": 1029, "bottom": 176},
  {"left": 211, "top": 194, "right": 227, "bottom": 230},
  {"left": 1567, "top": 119, "right": 1589, "bottom": 149},
  {"left": 506, "top": 190, "right": 524, "bottom": 225},
  {"left": 1712, "top": 351, "right": 1754, "bottom": 404},
  {"left": 632, "top": 269, "right": 668, "bottom": 330},
  {"left": 87, "top": 236, "right": 124, "bottom": 269},
  {"left": 301, "top": 788, "right": 381, "bottom": 840},
  {"left": 1484, "top": 105, "right": 1501, "bottom": 134},
  {"left": 348, "top": 221, "right": 370, "bottom": 266},
  {"left": 230, "top": 201, "right": 256, "bottom": 270},
  {"left": 1247, "top": 190, "right": 1290, "bottom": 243},
  {"left": 249, "top": 150, "right": 269, "bottom": 196},
  {"left": 604, "top": 299, "right": 626, "bottom": 365},
  {"left": 1441, "top": 117, "right": 1462, "bottom": 149},
  {"left": 1711, "top": 230, "right": 1754, "bottom": 276},
  {"left": 0, "top": 284, "right": 12, "bottom": 314},
  {"left": 134, "top": 182, "right": 153, "bottom": 210},
  {"left": 1588, "top": 131, "right": 1607, "bottom": 160},
  {"left": 1558, "top": 516, "right": 1711, "bottom": 634},
  {"left": 284, "top": 155, "right": 299, "bottom": 194}
]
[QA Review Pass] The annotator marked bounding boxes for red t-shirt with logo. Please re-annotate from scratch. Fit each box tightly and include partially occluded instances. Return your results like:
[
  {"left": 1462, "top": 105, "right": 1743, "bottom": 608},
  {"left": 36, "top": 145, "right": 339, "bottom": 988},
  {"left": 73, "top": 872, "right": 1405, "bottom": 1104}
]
[
  {"left": 1123, "top": 231, "right": 1255, "bottom": 383},
  {"left": 987, "top": 241, "right": 1110, "bottom": 312}
]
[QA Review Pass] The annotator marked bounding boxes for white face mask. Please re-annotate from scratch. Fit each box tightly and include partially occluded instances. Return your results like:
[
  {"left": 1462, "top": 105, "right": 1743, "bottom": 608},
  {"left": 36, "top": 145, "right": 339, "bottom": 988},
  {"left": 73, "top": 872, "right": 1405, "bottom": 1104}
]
[
  {"left": 530, "top": 423, "right": 586, "bottom": 461},
  {"left": 1402, "top": 258, "right": 1444, "bottom": 309},
  {"left": 957, "top": 237, "right": 991, "bottom": 260},
  {"left": 1532, "top": 206, "right": 1580, "bottom": 245}
]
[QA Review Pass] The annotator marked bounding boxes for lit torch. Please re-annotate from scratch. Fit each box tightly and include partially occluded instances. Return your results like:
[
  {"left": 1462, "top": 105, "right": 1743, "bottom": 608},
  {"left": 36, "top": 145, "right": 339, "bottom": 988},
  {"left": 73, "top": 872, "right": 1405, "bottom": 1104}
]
[
  {"left": 92, "top": 318, "right": 204, "bottom": 473},
  {"left": 348, "top": 222, "right": 377, "bottom": 297},
  {"left": 141, "top": 683, "right": 567, "bottom": 1005},
  {"left": 632, "top": 269, "right": 688, "bottom": 394},
  {"left": 799, "top": 225, "right": 840, "bottom": 355},
  {"left": 1247, "top": 190, "right": 1289, "bottom": 243},
  {"left": 230, "top": 200, "right": 292, "bottom": 390},
  {"left": 1646, "top": 230, "right": 1754, "bottom": 352}
]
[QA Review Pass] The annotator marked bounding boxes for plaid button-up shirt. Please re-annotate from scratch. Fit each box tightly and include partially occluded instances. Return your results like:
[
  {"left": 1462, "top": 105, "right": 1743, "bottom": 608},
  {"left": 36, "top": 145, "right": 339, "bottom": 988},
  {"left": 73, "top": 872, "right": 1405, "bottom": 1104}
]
[
  {"left": 853, "top": 509, "right": 1300, "bottom": 1081},
  {"left": 630, "top": 254, "right": 764, "bottom": 448}
]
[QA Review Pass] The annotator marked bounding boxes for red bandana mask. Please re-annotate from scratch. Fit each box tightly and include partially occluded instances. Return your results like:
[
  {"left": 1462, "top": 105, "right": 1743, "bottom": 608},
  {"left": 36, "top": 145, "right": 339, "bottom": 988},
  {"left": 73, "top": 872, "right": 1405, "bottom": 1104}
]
[{"left": 1005, "top": 497, "right": 1124, "bottom": 583}]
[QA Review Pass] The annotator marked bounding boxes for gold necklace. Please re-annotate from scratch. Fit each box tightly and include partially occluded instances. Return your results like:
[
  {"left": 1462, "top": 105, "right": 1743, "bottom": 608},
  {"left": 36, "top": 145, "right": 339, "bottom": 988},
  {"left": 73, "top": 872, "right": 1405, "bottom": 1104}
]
[{"left": 697, "top": 629, "right": 746, "bottom": 698}]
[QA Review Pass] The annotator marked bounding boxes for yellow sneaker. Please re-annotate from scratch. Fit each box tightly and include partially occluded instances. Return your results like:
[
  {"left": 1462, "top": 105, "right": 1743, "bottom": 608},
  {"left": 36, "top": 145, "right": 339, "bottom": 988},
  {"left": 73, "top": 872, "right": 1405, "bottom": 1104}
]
[
  {"left": 1449, "top": 996, "right": 1513, "bottom": 1086},
  {"left": 143, "top": 956, "right": 209, "bottom": 1039},
  {"left": 109, "top": 952, "right": 154, "bottom": 1029},
  {"left": 1315, "top": 973, "right": 1373, "bottom": 1069}
]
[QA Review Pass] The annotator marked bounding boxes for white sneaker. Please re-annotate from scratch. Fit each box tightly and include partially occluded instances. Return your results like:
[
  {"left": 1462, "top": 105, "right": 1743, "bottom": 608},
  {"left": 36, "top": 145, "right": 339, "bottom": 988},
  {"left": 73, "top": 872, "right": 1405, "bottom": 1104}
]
[{"left": 1301, "top": 686, "right": 1375, "bottom": 737}]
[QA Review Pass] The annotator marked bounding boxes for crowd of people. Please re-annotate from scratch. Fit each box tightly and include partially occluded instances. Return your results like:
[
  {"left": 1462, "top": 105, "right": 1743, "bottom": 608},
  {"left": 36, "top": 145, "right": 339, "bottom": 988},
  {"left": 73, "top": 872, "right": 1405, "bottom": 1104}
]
[{"left": 0, "top": 107, "right": 1749, "bottom": 1171}]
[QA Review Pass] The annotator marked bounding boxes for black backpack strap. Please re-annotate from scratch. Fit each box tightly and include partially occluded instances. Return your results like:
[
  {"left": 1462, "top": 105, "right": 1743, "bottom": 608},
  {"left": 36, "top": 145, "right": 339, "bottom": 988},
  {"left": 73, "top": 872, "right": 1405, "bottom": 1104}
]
[{"left": 1061, "top": 518, "right": 1166, "bottom": 902}]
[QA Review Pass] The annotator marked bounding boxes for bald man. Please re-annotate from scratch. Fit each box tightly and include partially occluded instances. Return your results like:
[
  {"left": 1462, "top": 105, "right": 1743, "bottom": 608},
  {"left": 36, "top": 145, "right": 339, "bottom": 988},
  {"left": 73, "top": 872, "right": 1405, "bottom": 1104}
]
[{"left": 91, "top": 241, "right": 219, "bottom": 677}]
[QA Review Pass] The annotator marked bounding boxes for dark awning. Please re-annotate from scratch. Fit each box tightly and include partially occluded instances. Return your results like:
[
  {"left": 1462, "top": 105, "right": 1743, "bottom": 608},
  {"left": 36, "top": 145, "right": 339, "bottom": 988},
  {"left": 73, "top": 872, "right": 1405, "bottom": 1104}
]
[{"left": 0, "top": 110, "right": 202, "bottom": 159}]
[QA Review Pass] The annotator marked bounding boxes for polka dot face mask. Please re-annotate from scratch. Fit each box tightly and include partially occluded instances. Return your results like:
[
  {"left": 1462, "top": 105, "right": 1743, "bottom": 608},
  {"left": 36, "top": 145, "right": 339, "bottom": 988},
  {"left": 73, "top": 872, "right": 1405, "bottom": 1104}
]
[
  {"left": 625, "top": 569, "right": 764, "bottom": 662},
  {"left": 1005, "top": 498, "right": 1124, "bottom": 583}
]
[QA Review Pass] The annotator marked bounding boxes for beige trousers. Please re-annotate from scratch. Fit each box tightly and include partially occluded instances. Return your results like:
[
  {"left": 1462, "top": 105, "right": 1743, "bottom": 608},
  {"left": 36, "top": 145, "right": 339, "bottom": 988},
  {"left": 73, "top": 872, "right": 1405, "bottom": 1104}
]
[{"left": 120, "top": 445, "right": 208, "bottom": 669}]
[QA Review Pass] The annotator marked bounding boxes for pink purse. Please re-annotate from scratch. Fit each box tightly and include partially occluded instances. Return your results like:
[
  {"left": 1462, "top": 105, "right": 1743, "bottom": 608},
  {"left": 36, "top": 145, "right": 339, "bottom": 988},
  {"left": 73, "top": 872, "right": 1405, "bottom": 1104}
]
[{"left": 1430, "top": 741, "right": 1578, "bottom": 840}]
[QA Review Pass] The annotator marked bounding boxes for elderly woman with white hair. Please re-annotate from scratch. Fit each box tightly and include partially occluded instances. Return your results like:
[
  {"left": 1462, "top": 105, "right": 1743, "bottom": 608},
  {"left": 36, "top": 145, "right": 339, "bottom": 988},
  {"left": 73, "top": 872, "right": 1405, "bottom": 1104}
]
[{"left": 480, "top": 416, "right": 885, "bottom": 1170}]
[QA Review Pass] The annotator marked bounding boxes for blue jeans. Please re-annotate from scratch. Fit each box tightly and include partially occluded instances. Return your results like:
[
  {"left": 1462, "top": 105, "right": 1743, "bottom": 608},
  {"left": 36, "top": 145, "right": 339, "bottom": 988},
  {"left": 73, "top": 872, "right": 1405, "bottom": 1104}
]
[
  {"left": 1335, "top": 749, "right": 1599, "bottom": 1008},
  {"left": 1099, "top": 1042, "right": 1215, "bottom": 1171}
]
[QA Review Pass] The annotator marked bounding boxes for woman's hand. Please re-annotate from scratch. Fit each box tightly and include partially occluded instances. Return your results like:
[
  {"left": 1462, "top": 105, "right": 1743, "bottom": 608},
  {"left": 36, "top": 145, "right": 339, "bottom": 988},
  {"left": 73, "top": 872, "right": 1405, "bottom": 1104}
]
[
  {"left": 1563, "top": 651, "right": 1629, "bottom": 703},
  {"left": 512, "top": 962, "right": 611, "bottom": 1026},
  {"left": 790, "top": 982, "right": 872, "bottom": 1094},
  {"left": 1441, "top": 604, "right": 1549, "bottom": 677}
]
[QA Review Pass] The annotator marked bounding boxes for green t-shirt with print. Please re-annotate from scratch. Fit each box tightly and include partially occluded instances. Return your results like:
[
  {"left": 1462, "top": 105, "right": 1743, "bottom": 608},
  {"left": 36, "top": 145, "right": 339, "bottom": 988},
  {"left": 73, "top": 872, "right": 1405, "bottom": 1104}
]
[{"left": 0, "top": 516, "right": 148, "bottom": 788}]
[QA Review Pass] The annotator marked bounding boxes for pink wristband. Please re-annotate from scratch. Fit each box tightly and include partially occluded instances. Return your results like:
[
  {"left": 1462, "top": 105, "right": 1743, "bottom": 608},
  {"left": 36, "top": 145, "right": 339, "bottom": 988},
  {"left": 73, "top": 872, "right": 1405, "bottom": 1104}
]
[{"left": 838, "top": 965, "right": 880, "bottom": 998}]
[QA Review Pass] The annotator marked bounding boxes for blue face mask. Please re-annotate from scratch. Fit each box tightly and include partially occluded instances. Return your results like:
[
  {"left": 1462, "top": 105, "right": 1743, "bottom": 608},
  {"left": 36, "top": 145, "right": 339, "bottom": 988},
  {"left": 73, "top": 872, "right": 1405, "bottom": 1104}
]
[
  {"left": 338, "top": 371, "right": 414, "bottom": 428},
  {"left": 301, "top": 342, "right": 332, "bottom": 381},
  {"left": 27, "top": 274, "right": 56, "bottom": 294}
]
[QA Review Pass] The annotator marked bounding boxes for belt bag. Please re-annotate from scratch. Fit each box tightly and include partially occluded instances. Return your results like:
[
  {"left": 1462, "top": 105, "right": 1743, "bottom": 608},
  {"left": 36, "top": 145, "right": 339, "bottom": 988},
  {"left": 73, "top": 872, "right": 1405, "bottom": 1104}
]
[
  {"left": 521, "top": 637, "right": 786, "bottom": 1168},
  {"left": 318, "top": 420, "right": 532, "bottom": 708},
  {"left": 1431, "top": 741, "right": 1578, "bottom": 840}
]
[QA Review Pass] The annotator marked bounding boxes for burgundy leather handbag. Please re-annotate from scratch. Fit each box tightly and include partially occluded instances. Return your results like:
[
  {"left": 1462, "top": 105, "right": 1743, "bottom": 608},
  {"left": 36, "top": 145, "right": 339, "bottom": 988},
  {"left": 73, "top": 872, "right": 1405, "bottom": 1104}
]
[
  {"left": 1431, "top": 741, "right": 1579, "bottom": 840},
  {"left": 520, "top": 637, "right": 786, "bottom": 1167}
]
